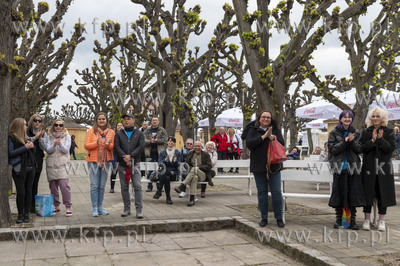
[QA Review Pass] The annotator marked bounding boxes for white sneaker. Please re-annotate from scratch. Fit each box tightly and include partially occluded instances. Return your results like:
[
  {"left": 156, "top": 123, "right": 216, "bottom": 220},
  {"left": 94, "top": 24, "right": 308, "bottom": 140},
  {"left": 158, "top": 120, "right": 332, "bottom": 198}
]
[
  {"left": 194, "top": 196, "right": 198, "bottom": 202},
  {"left": 179, "top": 191, "right": 186, "bottom": 198},
  {"left": 362, "top": 219, "right": 370, "bottom": 230},
  {"left": 377, "top": 220, "right": 386, "bottom": 231}
]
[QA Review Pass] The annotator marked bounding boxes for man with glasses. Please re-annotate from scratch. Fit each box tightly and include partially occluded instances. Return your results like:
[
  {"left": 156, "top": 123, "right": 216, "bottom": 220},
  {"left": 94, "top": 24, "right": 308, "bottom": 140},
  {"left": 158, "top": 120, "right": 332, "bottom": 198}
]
[
  {"left": 174, "top": 141, "right": 212, "bottom": 206},
  {"left": 178, "top": 138, "right": 194, "bottom": 198}
]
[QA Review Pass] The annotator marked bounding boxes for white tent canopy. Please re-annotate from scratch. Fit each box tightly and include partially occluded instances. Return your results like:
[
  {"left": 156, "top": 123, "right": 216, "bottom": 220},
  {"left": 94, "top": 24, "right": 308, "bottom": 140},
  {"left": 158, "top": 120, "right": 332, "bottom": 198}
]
[
  {"left": 198, "top": 107, "right": 255, "bottom": 128},
  {"left": 305, "top": 119, "right": 327, "bottom": 129},
  {"left": 296, "top": 89, "right": 400, "bottom": 121}
]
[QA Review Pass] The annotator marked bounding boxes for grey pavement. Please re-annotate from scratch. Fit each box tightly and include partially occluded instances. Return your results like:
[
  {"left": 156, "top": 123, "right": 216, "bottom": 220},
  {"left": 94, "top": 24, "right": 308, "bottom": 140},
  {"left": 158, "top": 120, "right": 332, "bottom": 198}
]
[
  {"left": 6, "top": 160, "right": 400, "bottom": 265},
  {"left": 0, "top": 229, "right": 303, "bottom": 265}
]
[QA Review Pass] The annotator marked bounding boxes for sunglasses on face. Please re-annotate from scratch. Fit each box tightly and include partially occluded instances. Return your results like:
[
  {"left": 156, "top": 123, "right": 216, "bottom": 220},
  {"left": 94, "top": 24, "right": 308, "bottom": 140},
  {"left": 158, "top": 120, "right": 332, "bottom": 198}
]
[
  {"left": 54, "top": 124, "right": 64, "bottom": 128},
  {"left": 33, "top": 119, "right": 42, "bottom": 123}
]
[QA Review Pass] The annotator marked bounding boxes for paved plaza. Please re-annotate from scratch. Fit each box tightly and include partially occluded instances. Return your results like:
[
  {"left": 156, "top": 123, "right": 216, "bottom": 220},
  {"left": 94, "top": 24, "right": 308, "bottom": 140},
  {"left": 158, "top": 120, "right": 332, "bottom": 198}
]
[{"left": 4, "top": 160, "right": 400, "bottom": 265}]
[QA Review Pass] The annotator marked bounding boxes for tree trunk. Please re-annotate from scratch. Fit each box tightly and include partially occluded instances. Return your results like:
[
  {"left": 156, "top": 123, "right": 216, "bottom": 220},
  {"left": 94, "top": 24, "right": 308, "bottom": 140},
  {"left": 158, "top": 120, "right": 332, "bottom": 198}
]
[
  {"left": 307, "top": 128, "right": 314, "bottom": 155},
  {"left": 0, "top": 0, "right": 15, "bottom": 227}
]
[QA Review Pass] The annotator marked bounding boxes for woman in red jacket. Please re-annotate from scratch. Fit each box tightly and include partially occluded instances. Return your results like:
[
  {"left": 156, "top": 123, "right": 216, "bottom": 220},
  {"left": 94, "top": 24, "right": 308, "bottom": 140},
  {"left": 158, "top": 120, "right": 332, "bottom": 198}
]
[{"left": 84, "top": 112, "right": 115, "bottom": 217}]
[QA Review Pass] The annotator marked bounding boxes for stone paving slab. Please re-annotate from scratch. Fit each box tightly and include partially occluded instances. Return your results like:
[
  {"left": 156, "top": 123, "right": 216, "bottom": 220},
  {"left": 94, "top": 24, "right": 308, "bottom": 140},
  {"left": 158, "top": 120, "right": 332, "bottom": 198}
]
[
  {"left": 6, "top": 160, "right": 400, "bottom": 265},
  {"left": 0, "top": 230, "right": 304, "bottom": 265}
]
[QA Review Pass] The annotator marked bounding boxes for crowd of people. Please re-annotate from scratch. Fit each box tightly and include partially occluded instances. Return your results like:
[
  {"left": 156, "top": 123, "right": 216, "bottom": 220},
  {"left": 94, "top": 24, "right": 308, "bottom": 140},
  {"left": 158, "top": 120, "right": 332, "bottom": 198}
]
[{"left": 7, "top": 107, "right": 397, "bottom": 232}]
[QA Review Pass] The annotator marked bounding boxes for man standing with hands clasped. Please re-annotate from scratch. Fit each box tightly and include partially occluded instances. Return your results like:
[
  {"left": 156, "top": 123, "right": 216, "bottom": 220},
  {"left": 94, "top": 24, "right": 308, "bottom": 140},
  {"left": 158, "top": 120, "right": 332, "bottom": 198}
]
[{"left": 114, "top": 113, "right": 145, "bottom": 218}]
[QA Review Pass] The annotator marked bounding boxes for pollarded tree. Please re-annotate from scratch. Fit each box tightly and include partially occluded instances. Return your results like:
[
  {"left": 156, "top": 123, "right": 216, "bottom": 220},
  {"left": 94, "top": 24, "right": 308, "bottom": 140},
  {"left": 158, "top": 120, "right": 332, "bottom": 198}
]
[
  {"left": 232, "top": 0, "right": 376, "bottom": 127},
  {"left": 306, "top": 0, "right": 400, "bottom": 131},
  {"left": 10, "top": 0, "right": 85, "bottom": 120},
  {"left": 100, "top": 1, "right": 237, "bottom": 135},
  {"left": 69, "top": 30, "right": 157, "bottom": 127},
  {"left": 0, "top": 0, "right": 82, "bottom": 227},
  {"left": 215, "top": 46, "right": 257, "bottom": 129},
  {"left": 193, "top": 65, "right": 234, "bottom": 140}
]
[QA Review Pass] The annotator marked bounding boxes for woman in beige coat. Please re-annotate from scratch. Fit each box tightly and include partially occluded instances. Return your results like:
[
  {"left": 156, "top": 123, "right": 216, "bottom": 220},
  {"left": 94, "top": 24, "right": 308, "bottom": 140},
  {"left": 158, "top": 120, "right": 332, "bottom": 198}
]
[{"left": 46, "top": 119, "right": 72, "bottom": 216}]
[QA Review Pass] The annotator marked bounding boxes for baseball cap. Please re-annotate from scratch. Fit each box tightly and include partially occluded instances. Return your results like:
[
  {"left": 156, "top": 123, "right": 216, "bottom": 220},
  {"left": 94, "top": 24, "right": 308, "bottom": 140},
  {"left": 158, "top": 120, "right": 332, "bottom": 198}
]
[{"left": 122, "top": 113, "right": 135, "bottom": 119}]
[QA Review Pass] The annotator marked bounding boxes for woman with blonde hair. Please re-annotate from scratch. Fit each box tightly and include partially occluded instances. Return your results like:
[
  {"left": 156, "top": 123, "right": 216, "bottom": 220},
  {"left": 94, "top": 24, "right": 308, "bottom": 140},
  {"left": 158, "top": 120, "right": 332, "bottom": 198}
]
[
  {"left": 227, "top": 128, "right": 241, "bottom": 173},
  {"left": 45, "top": 119, "right": 72, "bottom": 216},
  {"left": 8, "top": 118, "right": 36, "bottom": 223},
  {"left": 27, "top": 114, "right": 48, "bottom": 213},
  {"left": 360, "top": 107, "right": 396, "bottom": 231},
  {"left": 84, "top": 112, "right": 115, "bottom": 217}
]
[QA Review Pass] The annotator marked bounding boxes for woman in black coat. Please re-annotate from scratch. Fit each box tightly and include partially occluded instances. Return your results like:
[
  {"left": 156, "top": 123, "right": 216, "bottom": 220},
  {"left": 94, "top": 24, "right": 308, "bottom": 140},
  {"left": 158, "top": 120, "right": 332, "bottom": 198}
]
[
  {"left": 360, "top": 107, "right": 396, "bottom": 231},
  {"left": 328, "top": 110, "right": 365, "bottom": 230},
  {"left": 245, "top": 111, "right": 285, "bottom": 228}
]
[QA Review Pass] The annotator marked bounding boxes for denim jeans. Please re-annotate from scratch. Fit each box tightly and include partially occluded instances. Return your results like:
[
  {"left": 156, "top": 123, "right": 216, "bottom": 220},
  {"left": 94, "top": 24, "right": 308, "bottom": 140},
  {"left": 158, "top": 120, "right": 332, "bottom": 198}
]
[
  {"left": 253, "top": 171, "right": 283, "bottom": 220},
  {"left": 88, "top": 162, "right": 110, "bottom": 209}
]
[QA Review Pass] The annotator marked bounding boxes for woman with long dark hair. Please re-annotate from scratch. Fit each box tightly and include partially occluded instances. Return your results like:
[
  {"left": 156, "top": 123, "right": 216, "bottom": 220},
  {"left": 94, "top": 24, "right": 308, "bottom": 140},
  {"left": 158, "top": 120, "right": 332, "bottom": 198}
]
[
  {"left": 328, "top": 110, "right": 365, "bottom": 230},
  {"left": 245, "top": 111, "right": 285, "bottom": 228},
  {"left": 8, "top": 118, "right": 36, "bottom": 223}
]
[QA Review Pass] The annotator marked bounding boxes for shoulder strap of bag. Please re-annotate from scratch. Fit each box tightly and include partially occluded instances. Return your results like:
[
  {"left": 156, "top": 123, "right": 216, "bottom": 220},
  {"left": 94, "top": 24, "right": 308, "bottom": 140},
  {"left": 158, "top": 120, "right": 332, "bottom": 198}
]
[{"left": 266, "top": 141, "right": 273, "bottom": 180}]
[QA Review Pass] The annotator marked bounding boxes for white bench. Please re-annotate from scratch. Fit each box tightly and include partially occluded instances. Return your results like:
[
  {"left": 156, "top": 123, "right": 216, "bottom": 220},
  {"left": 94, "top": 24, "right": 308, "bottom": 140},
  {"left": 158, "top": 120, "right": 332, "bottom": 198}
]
[
  {"left": 138, "top": 160, "right": 254, "bottom": 195},
  {"left": 278, "top": 160, "right": 332, "bottom": 221}
]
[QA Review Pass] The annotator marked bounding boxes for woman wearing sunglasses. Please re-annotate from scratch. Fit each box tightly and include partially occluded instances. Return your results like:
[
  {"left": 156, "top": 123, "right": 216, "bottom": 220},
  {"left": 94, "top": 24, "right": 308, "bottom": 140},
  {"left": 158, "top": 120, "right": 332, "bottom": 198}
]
[
  {"left": 45, "top": 119, "right": 73, "bottom": 216},
  {"left": 27, "top": 114, "right": 48, "bottom": 213},
  {"left": 84, "top": 112, "right": 115, "bottom": 217}
]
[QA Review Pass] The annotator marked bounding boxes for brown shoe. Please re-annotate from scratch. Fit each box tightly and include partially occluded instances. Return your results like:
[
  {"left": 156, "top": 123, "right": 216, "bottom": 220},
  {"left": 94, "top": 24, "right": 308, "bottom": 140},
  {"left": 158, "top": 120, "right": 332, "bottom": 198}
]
[{"left": 201, "top": 191, "right": 205, "bottom": 198}]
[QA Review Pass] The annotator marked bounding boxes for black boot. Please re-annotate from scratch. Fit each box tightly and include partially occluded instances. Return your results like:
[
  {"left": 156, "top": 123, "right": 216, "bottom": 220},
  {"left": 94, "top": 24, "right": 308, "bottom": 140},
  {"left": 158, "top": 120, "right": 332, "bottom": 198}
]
[
  {"left": 166, "top": 196, "right": 173, "bottom": 205},
  {"left": 16, "top": 214, "right": 23, "bottom": 224},
  {"left": 349, "top": 207, "right": 359, "bottom": 230},
  {"left": 187, "top": 195, "right": 195, "bottom": 206},
  {"left": 174, "top": 183, "right": 186, "bottom": 194},
  {"left": 23, "top": 213, "right": 30, "bottom": 223},
  {"left": 333, "top": 208, "right": 342, "bottom": 229}
]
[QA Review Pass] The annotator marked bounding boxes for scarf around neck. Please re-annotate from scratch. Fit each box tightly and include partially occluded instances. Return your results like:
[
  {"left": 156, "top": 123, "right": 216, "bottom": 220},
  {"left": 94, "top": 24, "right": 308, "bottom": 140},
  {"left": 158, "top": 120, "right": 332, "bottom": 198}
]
[{"left": 96, "top": 128, "right": 110, "bottom": 169}]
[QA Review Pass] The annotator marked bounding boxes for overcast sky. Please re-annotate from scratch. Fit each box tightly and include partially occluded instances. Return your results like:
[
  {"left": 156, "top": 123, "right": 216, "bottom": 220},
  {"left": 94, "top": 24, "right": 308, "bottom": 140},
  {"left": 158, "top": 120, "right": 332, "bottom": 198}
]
[{"left": 33, "top": 0, "right": 381, "bottom": 112}]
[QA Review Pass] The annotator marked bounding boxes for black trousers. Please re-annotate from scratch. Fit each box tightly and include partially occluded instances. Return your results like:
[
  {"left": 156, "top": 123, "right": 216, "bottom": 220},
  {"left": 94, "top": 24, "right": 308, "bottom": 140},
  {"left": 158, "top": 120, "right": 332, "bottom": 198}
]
[
  {"left": 157, "top": 171, "right": 177, "bottom": 197},
  {"left": 227, "top": 152, "right": 239, "bottom": 171},
  {"left": 31, "top": 158, "right": 43, "bottom": 211},
  {"left": 217, "top": 151, "right": 227, "bottom": 172},
  {"left": 147, "top": 152, "right": 160, "bottom": 190},
  {"left": 13, "top": 167, "right": 35, "bottom": 215},
  {"left": 110, "top": 164, "right": 118, "bottom": 190}
]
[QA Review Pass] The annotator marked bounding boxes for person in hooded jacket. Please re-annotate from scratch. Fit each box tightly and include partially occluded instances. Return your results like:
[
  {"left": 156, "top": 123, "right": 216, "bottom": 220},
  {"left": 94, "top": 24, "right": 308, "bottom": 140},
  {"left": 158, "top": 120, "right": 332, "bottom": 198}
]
[
  {"left": 245, "top": 111, "right": 285, "bottom": 228},
  {"left": 328, "top": 110, "right": 365, "bottom": 230},
  {"left": 360, "top": 107, "right": 396, "bottom": 231}
]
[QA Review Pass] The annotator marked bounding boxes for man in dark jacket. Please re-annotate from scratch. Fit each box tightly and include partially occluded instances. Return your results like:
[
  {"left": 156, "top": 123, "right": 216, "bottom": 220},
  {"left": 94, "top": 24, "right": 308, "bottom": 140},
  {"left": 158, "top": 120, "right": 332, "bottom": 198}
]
[
  {"left": 174, "top": 141, "right": 213, "bottom": 206},
  {"left": 114, "top": 113, "right": 145, "bottom": 218}
]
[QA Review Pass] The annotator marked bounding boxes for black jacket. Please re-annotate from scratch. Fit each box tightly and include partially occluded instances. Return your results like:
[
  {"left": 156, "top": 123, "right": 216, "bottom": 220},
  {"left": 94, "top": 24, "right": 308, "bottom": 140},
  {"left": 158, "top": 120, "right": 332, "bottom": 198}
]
[
  {"left": 186, "top": 150, "right": 213, "bottom": 185},
  {"left": 114, "top": 128, "right": 145, "bottom": 168},
  {"left": 245, "top": 120, "right": 284, "bottom": 173},
  {"left": 328, "top": 126, "right": 362, "bottom": 172},
  {"left": 360, "top": 126, "right": 397, "bottom": 207}
]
